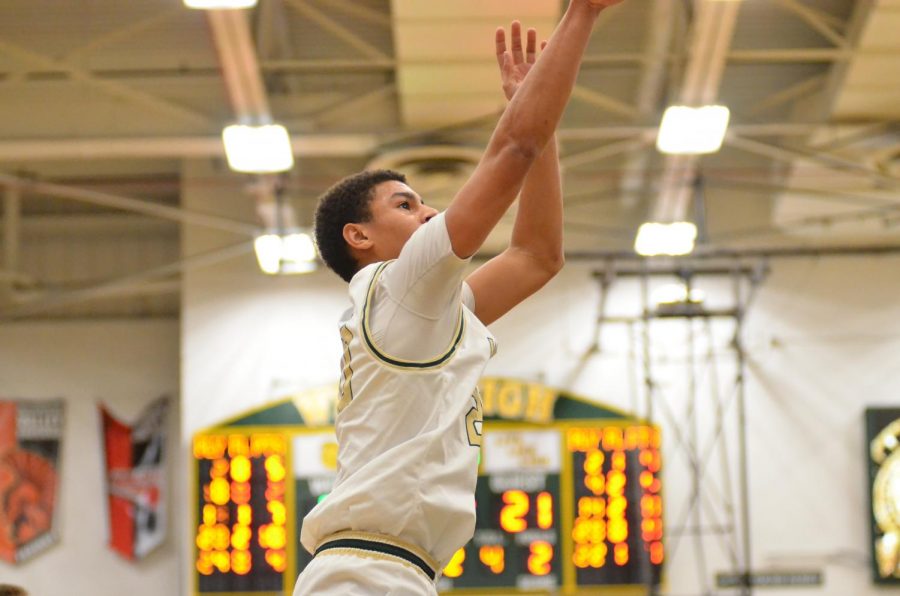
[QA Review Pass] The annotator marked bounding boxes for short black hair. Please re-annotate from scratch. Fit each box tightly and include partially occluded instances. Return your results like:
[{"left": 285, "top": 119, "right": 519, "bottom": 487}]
[
  {"left": 0, "top": 585, "right": 28, "bottom": 596},
  {"left": 314, "top": 169, "right": 407, "bottom": 282}
]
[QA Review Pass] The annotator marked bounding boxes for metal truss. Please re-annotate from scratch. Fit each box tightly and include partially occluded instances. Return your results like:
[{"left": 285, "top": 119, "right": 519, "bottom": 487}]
[{"left": 590, "top": 258, "right": 768, "bottom": 595}]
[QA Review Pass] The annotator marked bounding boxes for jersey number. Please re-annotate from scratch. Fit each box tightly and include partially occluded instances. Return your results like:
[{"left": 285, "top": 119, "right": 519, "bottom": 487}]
[{"left": 466, "top": 389, "right": 484, "bottom": 447}]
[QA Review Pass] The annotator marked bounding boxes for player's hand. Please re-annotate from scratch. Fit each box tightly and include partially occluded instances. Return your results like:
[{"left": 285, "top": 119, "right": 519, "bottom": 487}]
[{"left": 495, "top": 21, "right": 547, "bottom": 101}]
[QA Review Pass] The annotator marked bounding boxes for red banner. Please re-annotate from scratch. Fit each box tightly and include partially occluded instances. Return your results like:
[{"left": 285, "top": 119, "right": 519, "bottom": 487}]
[
  {"left": 100, "top": 397, "right": 169, "bottom": 561},
  {"left": 0, "top": 399, "right": 64, "bottom": 564}
]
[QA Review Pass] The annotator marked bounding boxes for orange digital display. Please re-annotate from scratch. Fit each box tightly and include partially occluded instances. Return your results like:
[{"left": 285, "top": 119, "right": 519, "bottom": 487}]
[
  {"left": 568, "top": 426, "right": 664, "bottom": 586},
  {"left": 194, "top": 433, "right": 287, "bottom": 593},
  {"left": 479, "top": 545, "right": 505, "bottom": 574},
  {"left": 441, "top": 480, "right": 560, "bottom": 590},
  {"left": 499, "top": 490, "right": 556, "bottom": 534}
]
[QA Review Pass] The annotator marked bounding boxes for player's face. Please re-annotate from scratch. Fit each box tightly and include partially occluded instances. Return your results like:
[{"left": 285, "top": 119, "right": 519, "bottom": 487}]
[{"left": 365, "top": 180, "right": 438, "bottom": 260}]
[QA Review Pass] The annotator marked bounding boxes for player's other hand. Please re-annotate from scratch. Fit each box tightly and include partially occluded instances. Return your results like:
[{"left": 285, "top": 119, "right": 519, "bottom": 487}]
[{"left": 495, "top": 21, "right": 547, "bottom": 101}]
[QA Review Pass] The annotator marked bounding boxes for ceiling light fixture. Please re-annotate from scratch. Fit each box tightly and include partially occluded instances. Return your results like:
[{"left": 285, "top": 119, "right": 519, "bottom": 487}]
[
  {"left": 656, "top": 105, "right": 731, "bottom": 155},
  {"left": 254, "top": 230, "right": 317, "bottom": 275},
  {"left": 222, "top": 124, "right": 294, "bottom": 173},
  {"left": 183, "top": 0, "right": 258, "bottom": 9},
  {"left": 652, "top": 283, "right": 706, "bottom": 306},
  {"left": 634, "top": 222, "right": 698, "bottom": 257}
]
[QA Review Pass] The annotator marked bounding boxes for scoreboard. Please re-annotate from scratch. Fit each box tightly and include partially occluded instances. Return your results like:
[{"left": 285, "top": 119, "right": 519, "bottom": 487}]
[
  {"left": 193, "top": 432, "right": 290, "bottom": 592},
  {"left": 192, "top": 378, "right": 664, "bottom": 594}
]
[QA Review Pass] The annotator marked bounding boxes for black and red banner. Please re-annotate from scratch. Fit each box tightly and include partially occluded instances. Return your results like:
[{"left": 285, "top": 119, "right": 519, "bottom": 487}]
[
  {"left": 0, "top": 399, "right": 64, "bottom": 565},
  {"left": 100, "top": 397, "right": 169, "bottom": 561}
]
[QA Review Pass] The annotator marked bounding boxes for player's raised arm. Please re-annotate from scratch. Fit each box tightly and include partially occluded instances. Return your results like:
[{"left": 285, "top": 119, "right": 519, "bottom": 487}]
[
  {"left": 444, "top": 0, "right": 624, "bottom": 259},
  {"left": 466, "top": 31, "right": 565, "bottom": 326}
]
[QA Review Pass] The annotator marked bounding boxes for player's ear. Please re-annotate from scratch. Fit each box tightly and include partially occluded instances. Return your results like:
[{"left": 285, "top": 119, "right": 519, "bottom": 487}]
[{"left": 343, "top": 222, "right": 373, "bottom": 251}]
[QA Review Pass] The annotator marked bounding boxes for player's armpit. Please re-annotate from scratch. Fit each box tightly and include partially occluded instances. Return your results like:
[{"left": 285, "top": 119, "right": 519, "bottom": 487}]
[{"left": 465, "top": 247, "right": 563, "bottom": 326}]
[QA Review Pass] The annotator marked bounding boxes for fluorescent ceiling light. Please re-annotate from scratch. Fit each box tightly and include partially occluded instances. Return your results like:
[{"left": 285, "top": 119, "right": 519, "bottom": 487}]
[
  {"left": 254, "top": 234, "right": 282, "bottom": 275},
  {"left": 222, "top": 124, "right": 294, "bottom": 173},
  {"left": 184, "top": 0, "right": 258, "bottom": 8},
  {"left": 652, "top": 283, "right": 705, "bottom": 305},
  {"left": 254, "top": 232, "right": 317, "bottom": 275},
  {"left": 634, "top": 222, "right": 698, "bottom": 257},
  {"left": 657, "top": 105, "right": 730, "bottom": 155}
]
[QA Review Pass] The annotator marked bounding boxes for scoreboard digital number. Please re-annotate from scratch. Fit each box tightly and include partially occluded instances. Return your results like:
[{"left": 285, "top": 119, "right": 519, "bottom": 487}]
[
  {"left": 439, "top": 429, "right": 563, "bottom": 592},
  {"left": 437, "top": 424, "right": 663, "bottom": 592},
  {"left": 193, "top": 433, "right": 290, "bottom": 594},
  {"left": 568, "top": 425, "right": 663, "bottom": 587}
]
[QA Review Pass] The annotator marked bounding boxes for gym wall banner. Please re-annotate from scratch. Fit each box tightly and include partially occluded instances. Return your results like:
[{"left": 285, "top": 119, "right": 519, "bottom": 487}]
[
  {"left": 100, "top": 397, "right": 170, "bottom": 561},
  {"left": 0, "top": 399, "right": 64, "bottom": 565},
  {"left": 867, "top": 407, "right": 900, "bottom": 584}
]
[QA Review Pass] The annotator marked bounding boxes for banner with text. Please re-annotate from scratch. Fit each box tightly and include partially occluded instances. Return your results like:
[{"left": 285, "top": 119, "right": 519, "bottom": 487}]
[
  {"left": 0, "top": 399, "right": 64, "bottom": 564},
  {"left": 100, "top": 397, "right": 169, "bottom": 561}
]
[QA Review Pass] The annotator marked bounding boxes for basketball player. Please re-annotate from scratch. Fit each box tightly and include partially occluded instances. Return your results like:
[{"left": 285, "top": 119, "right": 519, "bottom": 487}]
[{"left": 294, "top": 1, "right": 625, "bottom": 593}]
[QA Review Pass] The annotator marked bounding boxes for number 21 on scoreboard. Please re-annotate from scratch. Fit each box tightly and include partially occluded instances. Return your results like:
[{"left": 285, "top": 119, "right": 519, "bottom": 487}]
[{"left": 500, "top": 490, "right": 554, "bottom": 533}]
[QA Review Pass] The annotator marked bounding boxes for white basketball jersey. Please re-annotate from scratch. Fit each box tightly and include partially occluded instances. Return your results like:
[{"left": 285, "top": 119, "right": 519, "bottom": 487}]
[{"left": 300, "top": 214, "right": 497, "bottom": 568}]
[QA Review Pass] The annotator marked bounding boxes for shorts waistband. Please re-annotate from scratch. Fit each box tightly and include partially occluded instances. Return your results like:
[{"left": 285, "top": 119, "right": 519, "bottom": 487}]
[{"left": 315, "top": 531, "right": 438, "bottom": 581}]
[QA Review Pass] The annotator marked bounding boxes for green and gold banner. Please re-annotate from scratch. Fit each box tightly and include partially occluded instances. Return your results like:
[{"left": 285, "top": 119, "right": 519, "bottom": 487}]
[{"left": 867, "top": 407, "right": 900, "bottom": 584}]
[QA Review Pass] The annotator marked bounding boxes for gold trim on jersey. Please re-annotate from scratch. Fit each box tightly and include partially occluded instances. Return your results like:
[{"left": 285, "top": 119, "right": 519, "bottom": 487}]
[
  {"left": 337, "top": 325, "right": 354, "bottom": 413},
  {"left": 317, "top": 529, "right": 440, "bottom": 572},
  {"left": 315, "top": 547, "right": 432, "bottom": 581},
  {"left": 361, "top": 260, "right": 465, "bottom": 369}
]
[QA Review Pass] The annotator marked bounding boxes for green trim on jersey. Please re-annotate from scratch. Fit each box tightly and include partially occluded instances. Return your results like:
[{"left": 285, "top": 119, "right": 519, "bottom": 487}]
[{"left": 361, "top": 260, "right": 465, "bottom": 369}]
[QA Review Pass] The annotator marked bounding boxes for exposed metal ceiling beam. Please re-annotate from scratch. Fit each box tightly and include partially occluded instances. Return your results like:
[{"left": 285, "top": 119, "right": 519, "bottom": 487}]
[
  {"left": 560, "top": 137, "right": 652, "bottom": 170},
  {"left": 704, "top": 177, "right": 899, "bottom": 209},
  {"left": 723, "top": 135, "right": 900, "bottom": 188},
  {"left": 0, "top": 134, "right": 378, "bottom": 161},
  {"left": 744, "top": 74, "right": 826, "bottom": 119},
  {"left": 256, "top": 0, "right": 299, "bottom": 96},
  {"left": 320, "top": 0, "right": 392, "bottom": 28},
  {"left": 0, "top": 240, "right": 252, "bottom": 321},
  {"left": 9, "top": 46, "right": 899, "bottom": 85},
  {"left": 0, "top": 173, "right": 259, "bottom": 236},
  {"left": 285, "top": 0, "right": 390, "bottom": 61},
  {"left": 771, "top": 0, "right": 847, "bottom": 48},
  {"left": 309, "top": 83, "right": 396, "bottom": 126},
  {"left": 0, "top": 37, "right": 214, "bottom": 128},
  {"left": 0, "top": 124, "right": 883, "bottom": 161},
  {"left": 62, "top": 8, "right": 184, "bottom": 63},
  {"left": 2, "top": 186, "right": 20, "bottom": 301},
  {"left": 571, "top": 86, "right": 639, "bottom": 119},
  {"left": 818, "top": 0, "right": 878, "bottom": 118}
]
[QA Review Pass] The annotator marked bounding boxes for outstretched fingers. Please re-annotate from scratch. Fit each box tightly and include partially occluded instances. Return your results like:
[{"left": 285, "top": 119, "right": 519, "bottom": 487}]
[
  {"left": 526, "top": 28, "right": 537, "bottom": 64},
  {"left": 510, "top": 20, "right": 524, "bottom": 65},
  {"left": 495, "top": 27, "right": 507, "bottom": 68}
]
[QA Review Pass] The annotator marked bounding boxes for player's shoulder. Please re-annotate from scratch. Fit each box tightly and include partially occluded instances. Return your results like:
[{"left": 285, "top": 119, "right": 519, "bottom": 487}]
[
  {"left": 347, "top": 261, "right": 391, "bottom": 306},
  {"left": 349, "top": 261, "right": 385, "bottom": 287}
]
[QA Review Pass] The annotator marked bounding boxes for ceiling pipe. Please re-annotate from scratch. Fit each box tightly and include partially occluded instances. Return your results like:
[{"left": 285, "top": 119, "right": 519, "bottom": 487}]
[
  {"left": 651, "top": 0, "right": 741, "bottom": 223},
  {"left": 0, "top": 172, "right": 258, "bottom": 236},
  {"left": 206, "top": 8, "right": 290, "bottom": 231},
  {"left": 207, "top": 9, "right": 271, "bottom": 122},
  {"left": 2, "top": 185, "right": 20, "bottom": 302},
  {"left": 0, "top": 135, "right": 378, "bottom": 162},
  {"left": 0, "top": 124, "right": 865, "bottom": 162},
  {"left": 617, "top": 0, "right": 677, "bottom": 209}
]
